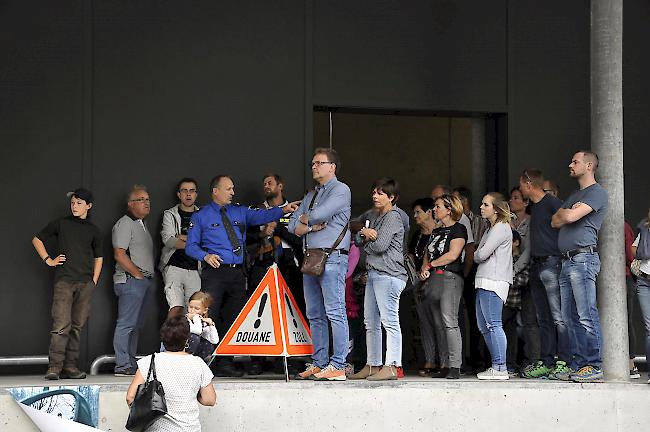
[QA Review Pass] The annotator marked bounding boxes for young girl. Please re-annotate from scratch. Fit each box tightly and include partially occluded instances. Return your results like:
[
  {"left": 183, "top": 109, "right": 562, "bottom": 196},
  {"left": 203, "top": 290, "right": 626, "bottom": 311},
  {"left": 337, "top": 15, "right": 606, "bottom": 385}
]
[
  {"left": 186, "top": 292, "right": 220, "bottom": 362},
  {"left": 474, "top": 192, "right": 513, "bottom": 380}
]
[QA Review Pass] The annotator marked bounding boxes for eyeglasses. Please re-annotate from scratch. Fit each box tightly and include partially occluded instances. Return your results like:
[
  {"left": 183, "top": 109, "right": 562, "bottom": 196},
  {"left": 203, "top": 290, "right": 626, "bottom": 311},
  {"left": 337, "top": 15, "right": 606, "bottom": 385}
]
[
  {"left": 179, "top": 188, "right": 197, "bottom": 194},
  {"left": 130, "top": 198, "right": 150, "bottom": 203},
  {"left": 310, "top": 161, "right": 334, "bottom": 167}
]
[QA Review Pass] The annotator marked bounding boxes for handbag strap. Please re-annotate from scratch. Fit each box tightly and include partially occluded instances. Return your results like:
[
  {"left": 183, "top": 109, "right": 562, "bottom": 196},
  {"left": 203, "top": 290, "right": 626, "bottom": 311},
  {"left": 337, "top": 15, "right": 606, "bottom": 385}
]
[
  {"left": 146, "top": 353, "right": 157, "bottom": 382},
  {"left": 324, "top": 223, "right": 349, "bottom": 254},
  {"left": 304, "top": 188, "right": 349, "bottom": 253}
]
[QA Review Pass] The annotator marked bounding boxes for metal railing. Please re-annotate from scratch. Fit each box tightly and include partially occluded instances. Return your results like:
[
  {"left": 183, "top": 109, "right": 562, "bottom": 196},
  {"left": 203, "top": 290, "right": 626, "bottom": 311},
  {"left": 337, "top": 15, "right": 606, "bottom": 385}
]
[
  {"left": 89, "top": 354, "right": 143, "bottom": 375},
  {"left": 0, "top": 356, "right": 48, "bottom": 366}
]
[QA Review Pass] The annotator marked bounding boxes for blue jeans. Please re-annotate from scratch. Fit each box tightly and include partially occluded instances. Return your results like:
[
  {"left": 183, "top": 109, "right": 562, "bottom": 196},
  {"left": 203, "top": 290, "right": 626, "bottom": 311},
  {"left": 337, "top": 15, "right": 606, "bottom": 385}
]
[
  {"left": 529, "top": 256, "right": 572, "bottom": 365},
  {"left": 364, "top": 270, "right": 406, "bottom": 367},
  {"left": 529, "top": 256, "right": 575, "bottom": 366},
  {"left": 475, "top": 289, "right": 507, "bottom": 370},
  {"left": 303, "top": 252, "right": 349, "bottom": 370},
  {"left": 559, "top": 252, "right": 602, "bottom": 368},
  {"left": 113, "top": 277, "right": 154, "bottom": 372},
  {"left": 636, "top": 275, "right": 650, "bottom": 378}
]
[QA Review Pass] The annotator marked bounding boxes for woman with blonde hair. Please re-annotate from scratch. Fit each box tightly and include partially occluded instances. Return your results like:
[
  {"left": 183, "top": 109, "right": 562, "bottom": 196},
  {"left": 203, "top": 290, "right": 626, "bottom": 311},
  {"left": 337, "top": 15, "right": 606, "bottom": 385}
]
[
  {"left": 474, "top": 192, "right": 513, "bottom": 380},
  {"left": 418, "top": 194, "right": 468, "bottom": 379}
]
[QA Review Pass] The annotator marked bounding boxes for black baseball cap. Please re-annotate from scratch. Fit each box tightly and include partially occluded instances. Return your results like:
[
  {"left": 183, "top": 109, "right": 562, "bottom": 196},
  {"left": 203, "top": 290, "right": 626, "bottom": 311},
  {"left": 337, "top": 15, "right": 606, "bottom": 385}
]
[{"left": 67, "top": 188, "right": 93, "bottom": 204}]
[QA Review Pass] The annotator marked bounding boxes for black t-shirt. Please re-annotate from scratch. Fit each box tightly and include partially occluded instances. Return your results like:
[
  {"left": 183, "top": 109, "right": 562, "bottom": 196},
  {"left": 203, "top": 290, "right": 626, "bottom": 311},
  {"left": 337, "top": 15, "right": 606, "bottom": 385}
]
[
  {"left": 168, "top": 209, "right": 199, "bottom": 270},
  {"left": 426, "top": 222, "right": 468, "bottom": 275},
  {"left": 529, "top": 194, "right": 562, "bottom": 257},
  {"left": 408, "top": 230, "right": 432, "bottom": 270},
  {"left": 36, "top": 215, "right": 103, "bottom": 282}
]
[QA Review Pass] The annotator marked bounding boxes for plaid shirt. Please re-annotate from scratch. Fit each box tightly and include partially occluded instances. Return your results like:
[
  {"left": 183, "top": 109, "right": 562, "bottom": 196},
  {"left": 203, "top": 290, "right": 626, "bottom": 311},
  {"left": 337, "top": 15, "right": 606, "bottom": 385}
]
[
  {"left": 505, "top": 253, "right": 529, "bottom": 309},
  {"left": 469, "top": 211, "right": 489, "bottom": 246}
]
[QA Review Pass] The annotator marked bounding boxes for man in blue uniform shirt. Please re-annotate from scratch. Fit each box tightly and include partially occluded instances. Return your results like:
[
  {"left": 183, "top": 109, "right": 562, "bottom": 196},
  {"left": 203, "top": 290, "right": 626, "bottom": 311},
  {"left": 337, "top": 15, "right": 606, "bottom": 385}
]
[{"left": 186, "top": 175, "right": 298, "bottom": 376}]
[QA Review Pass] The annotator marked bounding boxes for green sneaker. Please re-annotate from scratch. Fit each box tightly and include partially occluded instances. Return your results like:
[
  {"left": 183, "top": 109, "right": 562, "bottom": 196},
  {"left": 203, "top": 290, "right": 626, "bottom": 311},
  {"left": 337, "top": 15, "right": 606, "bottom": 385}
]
[
  {"left": 553, "top": 366, "right": 576, "bottom": 381},
  {"left": 548, "top": 360, "right": 571, "bottom": 380},
  {"left": 521, "top": 361, "right": 551, "bottom": 379}
]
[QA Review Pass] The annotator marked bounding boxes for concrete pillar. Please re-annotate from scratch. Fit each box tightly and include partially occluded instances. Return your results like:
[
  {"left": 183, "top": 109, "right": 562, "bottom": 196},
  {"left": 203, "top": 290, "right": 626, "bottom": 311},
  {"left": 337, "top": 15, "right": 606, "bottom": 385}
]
[
  {"left": 470, "top": 118, "right": 486, "bottom": 211},
  {"left": 591, "top": 0, "right": 628, "bottom": 381}
]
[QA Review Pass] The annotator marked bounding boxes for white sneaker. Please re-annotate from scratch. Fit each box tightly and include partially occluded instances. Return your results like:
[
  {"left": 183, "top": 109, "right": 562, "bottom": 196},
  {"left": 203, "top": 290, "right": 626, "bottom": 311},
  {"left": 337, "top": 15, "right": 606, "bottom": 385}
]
[{"left": 477, "top": 367, "right": 509, "bottom": 380}]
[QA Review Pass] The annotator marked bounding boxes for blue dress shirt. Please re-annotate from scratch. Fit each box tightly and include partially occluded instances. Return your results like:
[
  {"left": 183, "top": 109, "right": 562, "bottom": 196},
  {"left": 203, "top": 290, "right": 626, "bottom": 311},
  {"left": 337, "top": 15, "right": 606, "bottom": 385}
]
[
  {"left": 186, "top": 201, "right": 283, "bottom": 265},
  {"left": 288, "top": 177, "right": 351, "bottom": 250}
]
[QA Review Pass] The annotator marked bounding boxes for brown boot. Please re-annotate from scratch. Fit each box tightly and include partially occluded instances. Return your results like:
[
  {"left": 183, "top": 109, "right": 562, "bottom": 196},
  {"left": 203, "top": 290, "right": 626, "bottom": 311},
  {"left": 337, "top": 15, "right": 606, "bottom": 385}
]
[
  {"left": 366, "top": 365, "right": 398, "bottom": 381},
  {"left": 44, "top": 366, "right": 60, "bottom": 380},
  {"left": 350, "top": 364, "right": 380, "bottom": 380},
  {"left": 60, "top": 367, "right": 87, "bottom": 379}
]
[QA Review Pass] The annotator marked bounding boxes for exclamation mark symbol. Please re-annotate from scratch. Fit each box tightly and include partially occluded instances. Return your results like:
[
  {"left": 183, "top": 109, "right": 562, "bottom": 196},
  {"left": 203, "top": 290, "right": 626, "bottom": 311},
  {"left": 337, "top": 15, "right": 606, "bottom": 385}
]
[
  {"left": 285, "top": 294, "right": 298, "bottom": 328},
  {"left": 254, "top": 293, "right": 268, "bottom": 329}
]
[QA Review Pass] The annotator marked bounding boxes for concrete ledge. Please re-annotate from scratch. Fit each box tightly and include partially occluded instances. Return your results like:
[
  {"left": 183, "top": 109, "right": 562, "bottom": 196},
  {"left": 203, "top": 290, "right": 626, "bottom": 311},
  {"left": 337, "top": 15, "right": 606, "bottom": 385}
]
[{"left": 2, "top": 376, "right": 649, "bottom": 431}]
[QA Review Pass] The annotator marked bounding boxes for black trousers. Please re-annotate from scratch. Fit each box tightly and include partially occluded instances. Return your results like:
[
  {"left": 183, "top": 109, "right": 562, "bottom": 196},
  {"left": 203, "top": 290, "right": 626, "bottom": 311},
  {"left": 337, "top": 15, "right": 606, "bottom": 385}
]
[{"left": 201, "top": 266, "right": 247, "bottom": 339}]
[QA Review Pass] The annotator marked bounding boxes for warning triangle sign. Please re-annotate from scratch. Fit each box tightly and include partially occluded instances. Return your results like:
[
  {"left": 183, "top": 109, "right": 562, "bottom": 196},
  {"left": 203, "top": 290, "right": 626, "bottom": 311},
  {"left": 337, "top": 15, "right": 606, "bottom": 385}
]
[{"left": 214, "top": 264, "right": 313, "bottom": 357}]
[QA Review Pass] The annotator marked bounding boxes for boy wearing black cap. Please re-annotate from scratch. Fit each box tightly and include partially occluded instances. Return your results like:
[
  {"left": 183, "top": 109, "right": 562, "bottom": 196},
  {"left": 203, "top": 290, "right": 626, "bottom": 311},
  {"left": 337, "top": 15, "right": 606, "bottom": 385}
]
[{"left": 32, "top": 188, "right": 103, "bottom": 380}]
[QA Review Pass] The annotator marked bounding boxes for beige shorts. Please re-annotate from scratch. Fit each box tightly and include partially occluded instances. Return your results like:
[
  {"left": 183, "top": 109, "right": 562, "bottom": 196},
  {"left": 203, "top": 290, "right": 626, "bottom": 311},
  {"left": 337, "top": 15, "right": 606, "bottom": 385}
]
[{"left": 162, "top": 265, "right": 201, "bottom": 309}]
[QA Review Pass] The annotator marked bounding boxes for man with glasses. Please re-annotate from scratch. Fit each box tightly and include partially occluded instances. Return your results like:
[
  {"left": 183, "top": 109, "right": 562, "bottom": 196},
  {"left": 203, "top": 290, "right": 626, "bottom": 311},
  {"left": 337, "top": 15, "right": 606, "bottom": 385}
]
[
  {"left": 552, "top": 151, "right": 608, "bottom": 382},
  {"left": 159, "top": 178, "right": 201, "bottom": 319},
  {"left": 289, "top": 148, "right": 351, "bottom": 381},
  {"left": 518, "top": 169, "right": 572, "bottom": 380},
  {"left": 186, "top": 175, "right": 299, "bottom": 377},
  {"left": 112, "top": 185, "right": 155, "bottom": 376}
]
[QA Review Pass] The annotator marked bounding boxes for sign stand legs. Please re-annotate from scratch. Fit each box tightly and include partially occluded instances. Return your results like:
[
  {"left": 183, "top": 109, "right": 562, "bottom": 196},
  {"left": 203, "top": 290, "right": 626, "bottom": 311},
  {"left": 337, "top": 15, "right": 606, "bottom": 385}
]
[{"left": 283, "top": 356, "right": 290, "bottom": 382}]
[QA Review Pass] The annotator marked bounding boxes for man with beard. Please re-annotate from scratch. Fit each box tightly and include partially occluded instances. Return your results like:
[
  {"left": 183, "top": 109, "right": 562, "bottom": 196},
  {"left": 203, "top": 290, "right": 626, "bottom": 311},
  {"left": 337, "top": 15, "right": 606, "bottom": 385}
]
[
  {"left": 246, "top": 174, "right": 304, "bottom": 375},
  {"left": 552, "top": 150, "right": 608, "bottom": 382},
  {"left": 248, "top": 174, "right": 303, "bottom": 309}
]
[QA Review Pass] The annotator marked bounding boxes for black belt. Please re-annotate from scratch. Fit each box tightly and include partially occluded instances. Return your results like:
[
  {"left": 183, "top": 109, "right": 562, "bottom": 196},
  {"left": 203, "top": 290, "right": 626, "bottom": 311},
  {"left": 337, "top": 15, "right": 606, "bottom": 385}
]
[
  {"left": 639, "top": 270, "right": 650, "bottom": 280},
  {"left": 562, "top": 246, "right": 598, "bottom": 259},
  {"left": 207, "top": 263, "right": 242, "bottom": 269}
]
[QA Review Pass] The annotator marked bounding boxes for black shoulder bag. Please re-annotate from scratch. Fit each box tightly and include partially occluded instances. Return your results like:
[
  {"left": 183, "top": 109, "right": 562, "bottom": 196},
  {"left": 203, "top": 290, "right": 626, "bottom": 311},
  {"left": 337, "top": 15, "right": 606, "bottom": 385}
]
[{"left": 126, "top": 353, "right": 168, "bottom": 432}]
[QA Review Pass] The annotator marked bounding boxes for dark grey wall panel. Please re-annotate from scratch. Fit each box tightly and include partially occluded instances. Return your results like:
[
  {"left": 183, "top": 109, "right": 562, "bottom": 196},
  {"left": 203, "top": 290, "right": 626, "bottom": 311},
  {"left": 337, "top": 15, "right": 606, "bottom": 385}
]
[
  {"left": 0, "top": 1, "right": 85, "bottom": 356},
  {"left": 313, "top": 0, "right": 508, "bottom": 111},
  {"left": 623, "top": 0, "right": 650, "bottom": 225},
  {"left": 507, "top": 0, "right": 591, "bottom": 197}
]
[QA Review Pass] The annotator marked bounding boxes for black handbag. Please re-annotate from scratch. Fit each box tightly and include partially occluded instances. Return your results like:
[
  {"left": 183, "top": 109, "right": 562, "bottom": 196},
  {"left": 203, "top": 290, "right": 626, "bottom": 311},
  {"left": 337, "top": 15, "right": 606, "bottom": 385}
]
[
  {"left": 126, "top": 353, "right": 168, "bottom": 432},
  {"left": 404, "top": 254, "right": 420, "bottom": 286}
]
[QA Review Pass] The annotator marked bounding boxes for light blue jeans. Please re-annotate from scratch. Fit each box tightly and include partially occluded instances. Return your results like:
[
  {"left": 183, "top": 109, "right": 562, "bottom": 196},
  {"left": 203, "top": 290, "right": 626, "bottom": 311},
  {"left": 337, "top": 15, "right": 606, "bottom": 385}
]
[
  {"left": 635, "top": 275, "right": 650, "bottom": 378},
  {"left": 113, "top": 276, "right": 154, "bottom": 372},
  {"left": 364, "top": 270, "right": 407, "bottom": 367},
  {"left": 559, "top": 252, "right": 602, "bottom": 368},
  {"left": 476, "top": 288, "right": 507, "bottom": 371},
  {"left": 303, "top": 251, "right": 349, "bottom": 370}
]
